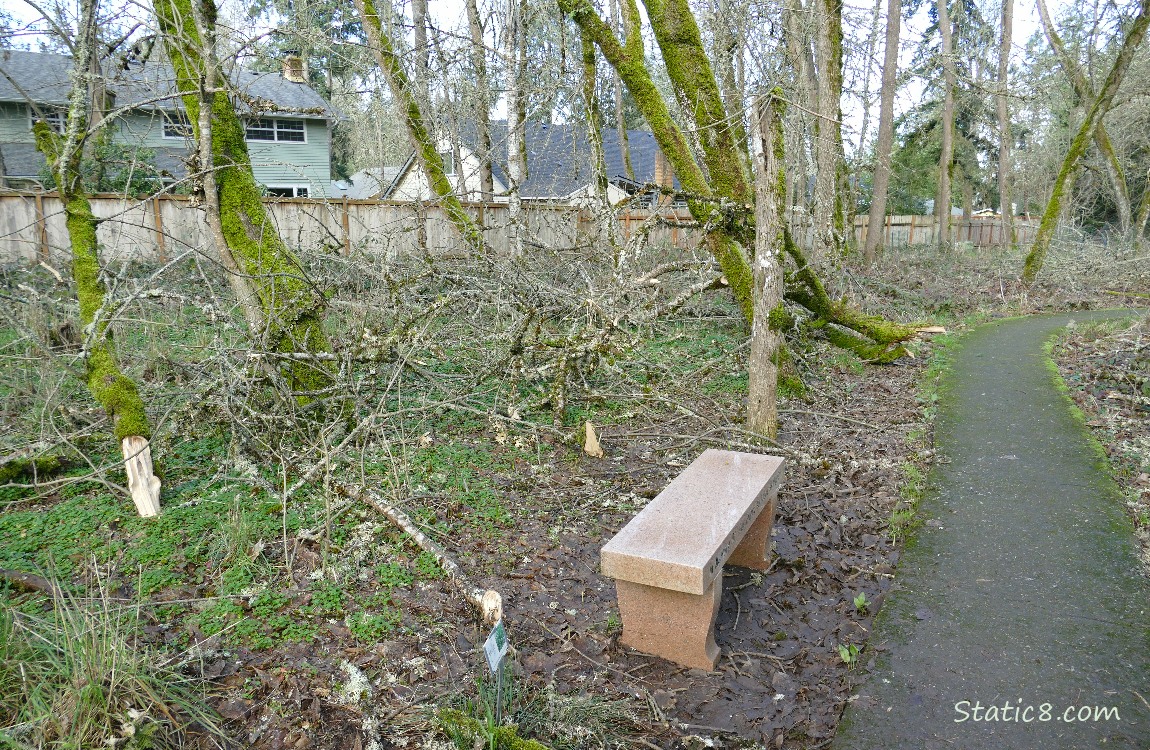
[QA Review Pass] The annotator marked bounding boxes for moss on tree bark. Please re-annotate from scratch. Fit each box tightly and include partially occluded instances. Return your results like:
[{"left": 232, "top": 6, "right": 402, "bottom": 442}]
[
  {"left": 1022, "top": 0, "right": 1150, "bottom": 284},
  {"left": 34, "top": 124, "right": 152, "bottom": 441},
  {"left": 153, "top": 0, "right": 333, "bottom": 397}
]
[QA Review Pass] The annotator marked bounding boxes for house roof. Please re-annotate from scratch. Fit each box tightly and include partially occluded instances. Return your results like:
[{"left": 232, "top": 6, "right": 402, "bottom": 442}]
[
  {"left": 385, "top": 120, "right": 677, "bottom": 200},
  {"left": 0, "top": 49, "right": 339, "bottom": 119},
  {"left": 488, "top": 121, "right": 676, "bottom": 198}
]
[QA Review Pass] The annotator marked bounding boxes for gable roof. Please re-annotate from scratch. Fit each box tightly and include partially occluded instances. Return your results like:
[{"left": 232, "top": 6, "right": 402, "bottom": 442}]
[
  {"left": 385, "top": 120, "right": 676, "bottom": 200},
  {"left": 0, "top": 49, "right": 339, "bottom": 119}
]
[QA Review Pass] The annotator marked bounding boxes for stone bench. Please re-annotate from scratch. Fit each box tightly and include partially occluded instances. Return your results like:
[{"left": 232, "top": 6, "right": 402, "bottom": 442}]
[{"left": 601, "top": 449, "right": 785, "bottom": 670}]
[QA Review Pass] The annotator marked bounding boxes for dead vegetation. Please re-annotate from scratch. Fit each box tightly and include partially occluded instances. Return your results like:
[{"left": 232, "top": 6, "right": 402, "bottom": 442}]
[{"left": 0, "top": 231, "right": 1144, "bottom": 749}]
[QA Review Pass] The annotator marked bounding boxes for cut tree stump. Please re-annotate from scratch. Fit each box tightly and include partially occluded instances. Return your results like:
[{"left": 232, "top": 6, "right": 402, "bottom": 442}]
[{"left": 122, "top": 436, "right": 161, "bottom": 517}]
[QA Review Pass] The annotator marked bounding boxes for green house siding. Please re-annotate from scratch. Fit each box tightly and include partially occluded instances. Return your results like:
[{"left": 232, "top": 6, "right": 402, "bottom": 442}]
[
  {"left": 115, "top": 109, "right": 172, "bottom": 149},
  {"left": 2, "top": 102, "right": 330, "bottom": 195},
  {"left": 247, "top": 119, "right": 330, "bottom": 196},
  {"left": 0, "top": 102, "right": 33, "bottom": 142}
]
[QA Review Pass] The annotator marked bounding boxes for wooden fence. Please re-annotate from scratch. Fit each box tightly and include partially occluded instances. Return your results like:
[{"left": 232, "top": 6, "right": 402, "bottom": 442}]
[
  {"left": 853, "top": 213, "right": 1040, "bottom": 248},
  {"left": 0, "top": 191, "right": 1038, "bottom": 265},
  {"left": 0, "top": 192, "right": 705, "bottom": 264}
]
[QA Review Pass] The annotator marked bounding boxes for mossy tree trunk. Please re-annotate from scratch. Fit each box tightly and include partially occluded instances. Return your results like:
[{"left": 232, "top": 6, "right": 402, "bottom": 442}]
[
  {"left": 1022, "top": 0, "right": 1150, "bottom": 284},
  {"left": 34, "top": 0, "right": 160, "bottom": 516},
  {"left": 153, "top": 0, "right": 334, "bottom": 399},
  {"left": 560, "top": 0, "right": 756, "bottom": 322},
  {"left": 1035, "top": 0, "right": 1132, "bottom": 237},
  {"left": 560, "top": 0, "right": 918, "bottom": 358},
  {"left": 354, "top": 0, "right": 489, "bottom": 254}
]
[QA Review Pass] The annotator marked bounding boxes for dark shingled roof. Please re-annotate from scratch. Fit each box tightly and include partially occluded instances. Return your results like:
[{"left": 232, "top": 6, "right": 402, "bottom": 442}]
[
  {"left": 0, "top": 49, "right": 339, "bottom": 118},
  {"left": 393, "top": 120, "right": 676, "bottom": 200},
  {"left": 0, "top": 143, "right": 46, "bottom": 177}
]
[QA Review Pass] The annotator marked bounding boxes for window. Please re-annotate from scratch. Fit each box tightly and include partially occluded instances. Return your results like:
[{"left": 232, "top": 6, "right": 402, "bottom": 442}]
[
  {"left": 439, "top": 150, "right": 454, "bottom": 175},
  {"left": 245, "top": 118, "right": 307, "bottom": 143},
  {"left": 162, "top": 112, "right": 192, "bottom": 138},
  {"left": 265, "top": 185, "right": 309, "bottom": 198},
  {"left": 275, "top": 120, "right": 305, "bottom": 142},
  {"left": 31, "top": 107, "right": 66, "bottom": 134}
]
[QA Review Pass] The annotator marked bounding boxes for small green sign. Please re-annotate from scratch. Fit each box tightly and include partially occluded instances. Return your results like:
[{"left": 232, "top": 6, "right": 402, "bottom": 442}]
[{"left": 484, "top": 620, "right": 508, "bottom": 672}]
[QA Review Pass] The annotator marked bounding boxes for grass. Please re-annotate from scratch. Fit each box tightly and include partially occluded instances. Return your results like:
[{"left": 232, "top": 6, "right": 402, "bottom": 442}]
[{"left": 0, "top": 586, "right": 224, "bottom": 749}]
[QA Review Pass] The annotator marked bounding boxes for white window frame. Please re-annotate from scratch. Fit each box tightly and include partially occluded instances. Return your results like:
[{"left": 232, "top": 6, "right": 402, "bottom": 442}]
[
  {"left": 162, "top": 111, "right": 193, "bottom": 139},
  {"left": 264, "top": 185, "right": 311, "bottom": 198},
  {"left": 29, "top": 106, "right": 66, "bottom": 134},
  {"left": 245, "top": 118, "right": 308, "bottom": 144}
]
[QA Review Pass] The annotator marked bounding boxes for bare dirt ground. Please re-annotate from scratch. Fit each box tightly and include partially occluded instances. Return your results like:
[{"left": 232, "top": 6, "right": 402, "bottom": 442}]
[{"left": 2, "top": 239, "right": 1146, "bottom": 750}]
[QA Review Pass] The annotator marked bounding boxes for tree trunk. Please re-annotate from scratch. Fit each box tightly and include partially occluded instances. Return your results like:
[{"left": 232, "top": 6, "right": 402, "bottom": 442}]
[
  {"left": 34, "top": 0, "right": 159, "bottom": 517},
  {"left": 854, "top": 0, "right": 885, "bottom": 159},
  {"left": 465, "top": 0, "right": 494, "bottom": 201},
  {"left": 561, "top": 0, "right": 918, "bottom": 353},
  {"left": 355, "top": 0, "right": 488, "bottom": 253},
  {"left": 411, "top": 0, "right": 430, "bottom": 107},
  {"left": 562, "top": 0, "right": 755, "bottom": 320},
  {"left": 609, "top": 0, "right": 635, "bottom": 180},
  {"left": 1035, "top": 0, "right": 1132, "bottom": 237},
  {"left": 936, "top": 0, "right": 955, "bottom": 246},
  {"left": 748, "top": 93, "right": 786, "bottom": 439},
  {"left": 862, "top": 0, "right": 901, "bottom": 263},
  {"left": 154, "top": 0, "right": 334, "bottom": 399},
  {"left": 641, "top": 0, "right": 754, "bottom": 205},
  {"left": 997, "top": 0, "right": 1014, "bottom": 249},
  {"left": 505, "top": 0, "right": 528, "bottom": 255},
  {"left": 1022, "top": 0, "right": 1150, "bottom": 283},
  {"left": 581, "top": 31, "right": 622, "bottom": 259}
]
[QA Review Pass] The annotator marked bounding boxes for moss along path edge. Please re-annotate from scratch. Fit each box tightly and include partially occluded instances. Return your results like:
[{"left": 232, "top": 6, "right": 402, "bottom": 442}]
[{"left": 833, "top": 311, "right": 1150, "bottom": 749}]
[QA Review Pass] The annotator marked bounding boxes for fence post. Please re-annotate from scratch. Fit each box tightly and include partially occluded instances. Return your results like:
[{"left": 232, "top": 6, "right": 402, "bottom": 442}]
[
  {"left": 341, "top": 197, "right": 351, "bottom": 255},
  {"left": 34, "top": 191, "right": 49, "bottom": 262},
  {"left": 152, "top": 197, "right": 167, "bottom": 264}
]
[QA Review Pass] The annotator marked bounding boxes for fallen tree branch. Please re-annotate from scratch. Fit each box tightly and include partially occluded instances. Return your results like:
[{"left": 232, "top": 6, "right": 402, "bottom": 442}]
[
  {"left": 332, "top": 481, "right": 503, "bottom": 624},
  {"left": 0, "top": 569, "right": 62, "bottom": 598}
]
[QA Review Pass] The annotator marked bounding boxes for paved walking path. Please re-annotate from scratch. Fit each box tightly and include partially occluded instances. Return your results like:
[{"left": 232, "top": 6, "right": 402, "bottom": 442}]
[{"left": 833, "top": 311, "right": 1150, "bottom": 749}]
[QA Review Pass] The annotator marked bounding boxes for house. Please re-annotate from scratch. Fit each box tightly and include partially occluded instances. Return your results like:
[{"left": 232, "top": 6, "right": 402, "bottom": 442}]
[
  {"left": 0, "top": 49, "right": 340, "bottom": 197},
  {"left": 330, "top": 166, "right": 403, "bottom": 199},
  {"left": 382, "top": 121, "right": 679, "bottom": 206}
]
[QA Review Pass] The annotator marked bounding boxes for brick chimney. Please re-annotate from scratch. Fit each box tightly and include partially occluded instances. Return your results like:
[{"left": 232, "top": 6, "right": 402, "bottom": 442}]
[{"left": 282, "top": 53, "right": 307, "bottom": 83}]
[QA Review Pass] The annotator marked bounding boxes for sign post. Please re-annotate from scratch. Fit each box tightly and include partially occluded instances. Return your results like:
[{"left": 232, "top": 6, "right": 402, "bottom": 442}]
[{"left": 483, "top": 620, "right": 509, "bottom": 725}]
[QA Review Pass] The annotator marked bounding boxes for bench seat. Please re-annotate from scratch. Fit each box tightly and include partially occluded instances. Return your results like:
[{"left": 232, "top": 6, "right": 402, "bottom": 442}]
[{"left": 601, "top": 449, "right": 785, "bottom": 670}]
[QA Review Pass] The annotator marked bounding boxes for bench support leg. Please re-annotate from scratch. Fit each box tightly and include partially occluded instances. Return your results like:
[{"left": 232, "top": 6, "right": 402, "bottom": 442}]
[
  {"left": 727, "top": 493, "right": 776, "bottom": 570},
  {"left": 615, "top": 577, "right": 721, "bottom": 671}
]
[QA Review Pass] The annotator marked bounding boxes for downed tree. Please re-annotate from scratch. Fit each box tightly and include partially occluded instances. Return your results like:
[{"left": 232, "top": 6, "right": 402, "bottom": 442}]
[
  {"left": 153, "top": 0, "right": 335, "bottom": 398},
  {"left": 559, "top": 0, "right": 918, "bottom": 359}
]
